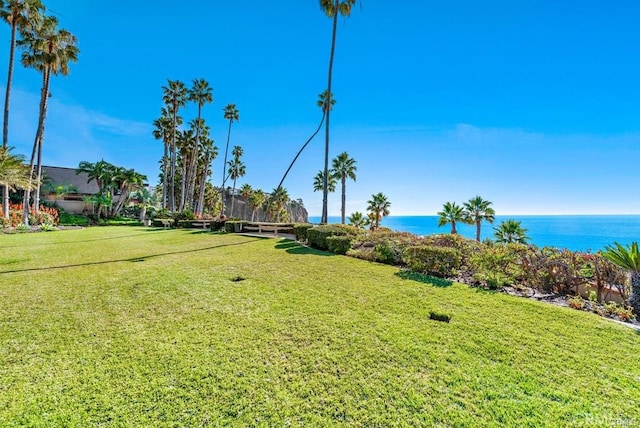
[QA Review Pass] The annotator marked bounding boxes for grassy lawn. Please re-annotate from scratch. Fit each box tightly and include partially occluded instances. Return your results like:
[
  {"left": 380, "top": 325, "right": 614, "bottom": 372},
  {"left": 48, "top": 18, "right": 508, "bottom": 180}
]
[{"left": 1, "top": 227, "right": 639, "bottom": 426}]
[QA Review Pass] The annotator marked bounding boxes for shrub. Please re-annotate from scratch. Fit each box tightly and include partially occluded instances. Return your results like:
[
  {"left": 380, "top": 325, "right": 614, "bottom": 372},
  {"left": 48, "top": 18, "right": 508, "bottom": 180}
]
[
  {"left": 211, "top": 220, "right": 226, "bottom": 231},
  {"left": 293, "top": 223, "right": 314, "bottom": 241},
  {"left": 174, "top": 209, "right": 195, "bottom": 221},
  {"left": 58, "top": 212, "right": 90, "bottom": 226},
  {"left": 327, "top": 235, "right": 353, "bottom": 255},
  {"left": 15, "top": 224, "right": 30, "bottom": 233},
  {"left": 403, "top": 245, "right": 462, "bottom": 278},
  {"left": 39, "top": 223, "right": 57, "bottom": 232},
  {"left": 470, "top": 244, "right": 523, "bottom": 289},
  {"left": 568, "top": 295, "right": 586, "bottom": 310},
  {"left": 350, "top": 230, "right": 423, "bottom": 265},
  {"left": 307, "top": 224, "right": 358, "bottom": 251},
  {"left": 224, "top": 220, "right": 249, "bottom": 233},
  {"left": 429, "top": 311, "right": 451, "bottom": 323}
]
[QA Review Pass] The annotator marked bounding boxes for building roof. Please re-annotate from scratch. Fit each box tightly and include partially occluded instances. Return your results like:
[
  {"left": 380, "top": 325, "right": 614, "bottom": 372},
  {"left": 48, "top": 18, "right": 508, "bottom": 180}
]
[{"left": 41, "top": 166, "right": 99, "bottom": 195}]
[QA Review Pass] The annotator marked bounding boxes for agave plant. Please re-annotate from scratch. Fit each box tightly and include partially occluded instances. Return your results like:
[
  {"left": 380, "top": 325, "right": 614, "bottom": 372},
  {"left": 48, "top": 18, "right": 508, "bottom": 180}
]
[{"left": 602, "top": 241, "right": 640, "bottom": 315}]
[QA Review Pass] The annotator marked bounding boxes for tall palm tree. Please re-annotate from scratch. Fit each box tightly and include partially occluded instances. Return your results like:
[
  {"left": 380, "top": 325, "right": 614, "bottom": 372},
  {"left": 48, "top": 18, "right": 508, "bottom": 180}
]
[
  {"left": 1, "top": 0, "right": 44, "bottom": 218},
  {"left": 176, "top": 128, "right": 194, "bottom": 211},
  {"left": 162, "top": 79, "right": 187, "bottom": 211},
  {"left": 437, "top": 201, "right": 466, "bottom": 235},
  {"left": 227, "top": 145, "right": 245, "bottom": 218},
  {"left": 347, "top": 211, "right": 367, "bottom": 229},
  {"left": 366, "top": 192, "right": 391, "bottom": 229},
  {"left": 319, "top": 0, "right": 357, "bottom": 224},
  {"left": 463, "top": 196, "right": 495, "bottom": 242},
  {"left": 239, "top": 183, "right": 252, "bottom": 220},
  {"left": 493, "top": 219, "right": 529, "bottom": 244},
  {"left": 313, "top": 169, "right": 336, "bottom": 193},
  {"left": 195, "top": 136, "right": 217, "bottom": 216},
  {"left": 276, "top": 91, "right": 334, "bottom": 190},
  {"left": 602, "top": 242, "right": 640, "bottom": 315},
  {"left": 220, "top": 103, "right": 239, "bottom": 217},
  {"left": 152, "top": 107, "right": 177, "bottom": 209},
  {"left": 187, "top": 78, "right": 212, "bottom": 208},
  {"left": 20, "top": 16, "right": 78, "bottom": 224},
  {"left": 331, "top": 151, "right": 356, "bottom": 224}
]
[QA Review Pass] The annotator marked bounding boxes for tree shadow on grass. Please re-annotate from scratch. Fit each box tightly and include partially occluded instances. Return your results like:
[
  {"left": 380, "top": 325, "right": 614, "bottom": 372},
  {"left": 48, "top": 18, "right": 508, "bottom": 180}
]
[
  {"left": 274, "top": 240, "right": 335, "bottom": 257},
  {"left": 394, "top": 270, "right": 453, "bottom": 287},
  {"left": 0, "top": 239, "right": 261, "bottom": 274}
]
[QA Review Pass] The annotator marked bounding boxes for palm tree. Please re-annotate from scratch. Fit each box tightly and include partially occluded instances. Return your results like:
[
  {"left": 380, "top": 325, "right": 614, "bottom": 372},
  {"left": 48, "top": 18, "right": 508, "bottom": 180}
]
[
  {"left": 437, "top": 202, "right": 466, "bottom": 235},
  {"left": 463, "top": 196, "right": 495, "bottom": 241},
  {"left": 366, "top": 192, "right": 391, "bottom": 229},
  {"left": 269, "top": 186, "right": 290, "bottom": 222},
  {"left": 220, "top": 103, "right": 239, "bottom": 217},
  {"left": 76, "top": 159, "right": 115, "bottom": 219},
  {"left": 176, "top": 128, "right": 194, "bottom": 211},
  {"left": 195, "top": 136, "right": 217, "bottom": 216},
  {"left": 239, "top": 183, "right": 252, "bottom": 220},
  {"left": 227, "top": 146, "right": 245, "bottom": 218},
  {"left": 347, "top": 211, "right": 367, "bottom": 229},
  {"left": 110, "top": 167, "right": 147, "bottom": 217},
  {"left": 331, "top": 151, "right": 356, "bottom": 224},
  {"left": 493, "top": 219, "right": 529, "bottom": 244},
  {"left": 1, "top": 0, "right": 44, "bottom": 218},
  {"left": 602, "top": 242, "right": 640, "bottom": 315},
  {"left": 249, "top": 189, "right": 266, "bottom": 222},
  {"left": 319, "top": 0, "right": 357, "bottom": 224},
  {"left": 313, "top": 169, "right": 336, "bottom": 193},
  {"left": 0, "top": 145, "right": 32, "bottom": 193},
  {"left": 276, "top": 91, "right": 334, "bottom": 190},
  {"left": 162, "top": 79, "right": 187, "bottom": 211},
  {"left": 20, "top": 16, "right": 78, "bottom": 224},
  {"left": 152, "top": 108, "right": 177, "bottom": 209},
  {"left": 187, "top": 78, "right": 212, "bottom": 208}
]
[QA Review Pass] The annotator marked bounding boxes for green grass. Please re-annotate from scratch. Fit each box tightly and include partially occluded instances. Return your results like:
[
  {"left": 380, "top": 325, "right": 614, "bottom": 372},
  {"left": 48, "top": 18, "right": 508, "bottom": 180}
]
[{"left": 1, "top": 227, "right": 639, "bottom": 426}]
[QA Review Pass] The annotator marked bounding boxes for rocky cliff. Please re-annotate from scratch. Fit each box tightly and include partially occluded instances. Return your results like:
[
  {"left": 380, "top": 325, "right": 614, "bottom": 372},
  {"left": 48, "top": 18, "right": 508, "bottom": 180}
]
[{"left": 222, "top": 194, "right": 308, "bottom": 223}]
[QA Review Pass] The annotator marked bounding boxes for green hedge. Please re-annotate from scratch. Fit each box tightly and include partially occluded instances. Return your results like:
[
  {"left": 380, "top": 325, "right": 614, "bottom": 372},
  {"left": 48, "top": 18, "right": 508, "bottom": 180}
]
[
  {"left": 327, "top": 235, "right": 353, "bottom": 255},
  {"left": 403, "top": 245, "right": 462, "bottom": 278},
  {"left": 293, "top": 223, "right": 314, "bottom": 241},
  {"left": 58, "top": 212, "right": 90, "bottom": 226},
  {"left": 306, "top": 224, "right": 358, "bottom": 251}
]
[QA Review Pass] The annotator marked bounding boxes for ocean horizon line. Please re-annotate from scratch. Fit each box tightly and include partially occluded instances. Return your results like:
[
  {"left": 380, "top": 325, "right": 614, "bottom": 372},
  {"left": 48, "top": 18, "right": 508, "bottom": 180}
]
[{"left": 308, "top": 214, "right": 640, "bottom": 218}]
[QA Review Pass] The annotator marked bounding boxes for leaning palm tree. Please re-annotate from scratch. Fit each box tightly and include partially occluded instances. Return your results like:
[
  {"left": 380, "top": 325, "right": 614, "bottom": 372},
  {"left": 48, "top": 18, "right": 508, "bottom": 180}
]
[
  {"left": 187, "top": 78, "right": 212, "bottom": 208},
  {"left": 493, "top": 219, "right": 529, "bottom": 244},
  {"left": 276, "top": 90, "right": 335, "bottom": 190},
  {"left": 437, "top": 201, "right": 466, "bottom": 235},
  {"left": 220, "top": 103, "right": 239, "bottom": 217},
  {"left": 331, "top": 151, "right": 356, "bottom": 224},
  {"left": 366, "top": 192, "right": 391, "bottom": 229},
  {"left": 602, "top": 242, "right": 640, "bottom": 315},
  {"left": 20, "top": 16, "right": 78, "bottom": 224},
  {"left": 347, "top": 211, "right": 367, "bottom": 229},
  {"left": 162, "top": 79, "right": 188, "bottom": 211},
  {"left": 1, "top": 0, "right": 44, "bottom": 217},
  {"left": 313, "top": 169, "right": 336, "bottom": 193},
  {"left": 463, "top": 196, "right": 495, "bottom": 242},
  {"left": 319, "top": 0, "right": 357, "bottom": 224}
]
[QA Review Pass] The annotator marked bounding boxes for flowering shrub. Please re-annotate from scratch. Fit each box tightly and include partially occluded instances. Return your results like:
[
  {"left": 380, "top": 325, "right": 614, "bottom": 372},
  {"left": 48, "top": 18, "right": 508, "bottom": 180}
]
[{"left": 1, "top": 203, "right": 59, "bottom": 228}]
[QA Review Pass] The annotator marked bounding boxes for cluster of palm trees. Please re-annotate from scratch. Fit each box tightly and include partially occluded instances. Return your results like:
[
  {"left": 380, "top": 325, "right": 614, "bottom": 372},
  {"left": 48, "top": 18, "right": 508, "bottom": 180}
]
[
  {"left": 312, "top": 151, "right": 356, "bottom": 224},
  {"left": 347, "top": 192, "right": 392, "bottom": 230},
  {"left": 437, "top": 197, "right": 529, "bottom": 244},
  {"left": 154, "top": 79, "right": 240, "bottom": 217},
  {"left": 76, "top": 160, "right": 146, "bottom": 219},
  {"left": 0, "top": 0, "right": 79, "bottom": 225}
]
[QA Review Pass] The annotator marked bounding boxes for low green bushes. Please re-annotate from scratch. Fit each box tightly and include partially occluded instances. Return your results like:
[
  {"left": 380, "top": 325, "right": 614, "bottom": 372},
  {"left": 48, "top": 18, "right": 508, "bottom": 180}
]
[
  {"left": 306, "top": 224, "right": 359, "bottom": 251},
  {"left": 403, "top": 245, "right": 462, "bottom": 278},
  {"left": 326, "top": 235, "right": 353, "bottom": 255},
  {"left": 224, "top": 220, "right": 249, "bottom": 233},
  {"left": 58, "top": 212, "right": 90, "bottom": 226},
  {"left": 293, "top": 223, "right": 314, "bottom": 241}
]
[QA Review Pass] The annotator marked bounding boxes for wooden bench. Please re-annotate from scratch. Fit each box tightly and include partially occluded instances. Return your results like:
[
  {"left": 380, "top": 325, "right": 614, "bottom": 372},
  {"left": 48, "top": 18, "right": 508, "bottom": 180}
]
[
  {"left": 158, "top": 219, "right": 172, "bottom": 228},
  {"left": 243, "top": 222, "right": 293, "bottom": 236},
  {"left": 191, "top": 221, "right": 212, "bottom": 229}
]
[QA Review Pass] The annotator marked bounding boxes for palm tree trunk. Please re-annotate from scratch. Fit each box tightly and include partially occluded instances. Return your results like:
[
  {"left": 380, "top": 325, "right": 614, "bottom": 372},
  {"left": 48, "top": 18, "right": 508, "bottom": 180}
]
[
  {"left": 230, "top": 178, "right": 237, "bottom": 218},
  {"left": 220, "top": 120, "right": 232, "bottom": 217},
  {"left": 162, "top": 141, "right": 168, "bottom": 209},
  {"left": 321, "top": 0, "right": 340, "bottom": 225},
  {"left": 196, "top": 153, "right": 209, "bottom": 216},
  {"left": 179, "top": 160, "right": 187, "bottom": 211},
  {"left": 341, "top": 176, "right": 346, "bottom": 224},
  {"left": 188, "top": 106, "right": 202, "bottom": 210},
  {"left": 476, "top": 222, "right": 481, "bottom": 242},
  {"left": 23, "top": 69, "right": 49, "bottom": 225},
  {"left": 2, "top": 22, "right": 18, "bottom": 219},
  {"left": 451, "top": 220, "right": 457, "bottom": 234},
  {"left": 169, "top": 109, "right": 177, "bottom": 212}
]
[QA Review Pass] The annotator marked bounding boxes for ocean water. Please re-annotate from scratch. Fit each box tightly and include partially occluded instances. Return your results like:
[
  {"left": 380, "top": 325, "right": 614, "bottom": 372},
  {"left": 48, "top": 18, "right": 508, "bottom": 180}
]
[{"left": 307, "top": 215, "right": 640, "bottom": 252}]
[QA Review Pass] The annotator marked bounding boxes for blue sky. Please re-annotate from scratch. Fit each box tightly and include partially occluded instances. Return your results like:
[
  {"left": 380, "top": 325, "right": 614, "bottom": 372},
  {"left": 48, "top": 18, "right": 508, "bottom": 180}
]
[{"left": 2, "top": 0, "right": 640, "bottom": 215}]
